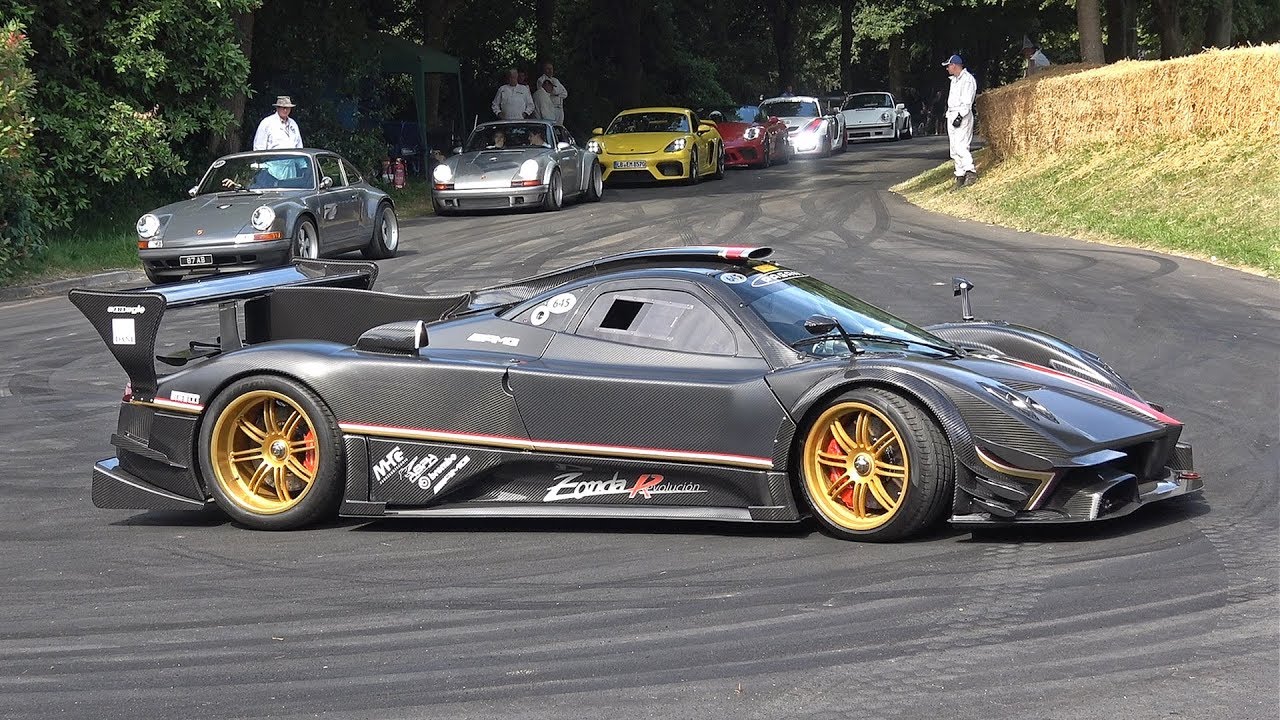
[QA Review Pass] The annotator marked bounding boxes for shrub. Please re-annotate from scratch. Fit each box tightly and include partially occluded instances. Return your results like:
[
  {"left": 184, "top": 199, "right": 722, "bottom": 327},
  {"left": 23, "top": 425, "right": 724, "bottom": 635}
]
[{"left": 0, "top": 20, "right": 43, "bottom": 280}]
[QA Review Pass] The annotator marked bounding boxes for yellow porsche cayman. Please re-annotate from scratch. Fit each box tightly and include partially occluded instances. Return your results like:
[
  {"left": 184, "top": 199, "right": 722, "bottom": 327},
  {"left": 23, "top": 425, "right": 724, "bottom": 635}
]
[{"left": 587, "top": 107, "right": 724, "bottom": 184}]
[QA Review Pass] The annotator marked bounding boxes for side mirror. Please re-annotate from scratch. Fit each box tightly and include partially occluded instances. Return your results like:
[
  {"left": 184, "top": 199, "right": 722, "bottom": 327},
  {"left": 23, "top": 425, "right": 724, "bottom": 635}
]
[
  {"left": 188, "top": 185, "right": 198, "bottom": 198},
  {"left": 895, "top": 103, "right": 906, "bottom": 111},
  {"left": 556, "top": 141, "right": 571, "bottom": 150},
  {"left": 452, "top": 146, "right": 463, "bottom": 155},
  {"left": 319, "top": 176, "right": 333, "bottom": 190},
  {"left": 804, "top": 314, "right": 839, "bottom": 336},
  {"left": 591, "top": 127, "right": 604, "bottom": 136}
]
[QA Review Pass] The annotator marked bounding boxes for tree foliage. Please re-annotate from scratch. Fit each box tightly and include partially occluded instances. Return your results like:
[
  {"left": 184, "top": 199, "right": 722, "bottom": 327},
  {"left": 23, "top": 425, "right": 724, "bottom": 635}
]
[{"left": 0, "top": 18, "right": 40, "bottom": 279}]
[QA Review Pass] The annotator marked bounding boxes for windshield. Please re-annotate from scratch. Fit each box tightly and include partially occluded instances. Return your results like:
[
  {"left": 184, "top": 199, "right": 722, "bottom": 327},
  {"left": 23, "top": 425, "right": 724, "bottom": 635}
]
[
  {"left": 466, "top": 123, "right": 554, "bottom": 151},
  {"left": 761, "top": 100, "right": 820, "bottom": 118},
  {"left": 607, "top": 112, "right": 691, "bottom": 134},
  {"left": 721, "top": 265, "right": 955, "bottom": 357},
  {"left": 843, "top": 94, "right": 893, "bottom": 110},
  {"left": 704, "top": 105, "right": 765, "bottom": 123},
  {"left": 198, "top": 155, "right": 313, "bottom": 194}
]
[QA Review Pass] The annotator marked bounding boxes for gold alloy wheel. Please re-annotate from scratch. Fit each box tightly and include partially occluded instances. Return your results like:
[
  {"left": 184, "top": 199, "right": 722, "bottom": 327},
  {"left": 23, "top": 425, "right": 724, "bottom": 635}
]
[
  {"left": 209, "top": 390, "right": 319, "bottom": 515},
  {"left": 802, "top": 401, "right": 911, "bottom": 531}
]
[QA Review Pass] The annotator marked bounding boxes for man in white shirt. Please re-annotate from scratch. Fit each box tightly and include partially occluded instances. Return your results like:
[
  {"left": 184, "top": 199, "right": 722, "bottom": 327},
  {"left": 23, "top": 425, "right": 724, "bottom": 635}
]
[
  {"left": 533, "top": 78, "right": 556, "bottom": 121},
  {"left": 1022, "top": 39, "right": 1052, "bottom": 77},
  {"left": 252, "top": 96, "right": 303, "bottom": 151},
  {"left": 492, "top": 69, "right": 534, "bottom": 121},
  {"left": 943, "top": 54, "right": 978, "bottom": 188},
  {"left": 535, "top": 62, "right": 568, "bottom": 124}
]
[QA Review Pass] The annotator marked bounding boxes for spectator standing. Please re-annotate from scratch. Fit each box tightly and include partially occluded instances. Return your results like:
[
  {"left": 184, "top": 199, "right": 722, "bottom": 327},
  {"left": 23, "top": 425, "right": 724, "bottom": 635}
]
[
  {"left": 943, "top": 54, "right": 977, "bottom": 188},
  {"left": 491, "top": 68, "right": 534, "bottom": 120},
  {"left": 1021, "top": 37, "right": 1052, "bottom": 77},
  {"left": 533, "top": 78, "right": 556, "bottom": 121},
  {"left": 780, "top": 84, "right": 795, "bottom": 97},
  {"left": 252, "top": 95, "right": 303, "bottom": 151},
  {"left": 535, "top": 62, "right": 568, "bottom": 124}
]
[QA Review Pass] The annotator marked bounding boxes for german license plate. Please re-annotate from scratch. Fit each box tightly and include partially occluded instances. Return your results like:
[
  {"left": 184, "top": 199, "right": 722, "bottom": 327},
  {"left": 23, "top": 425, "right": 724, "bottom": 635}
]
[
  {"left": 613, "top": 160, "right": 646, "bottom": 169},
  {"left": 179, "top": 254, "right": 213, "bottom": 267}
]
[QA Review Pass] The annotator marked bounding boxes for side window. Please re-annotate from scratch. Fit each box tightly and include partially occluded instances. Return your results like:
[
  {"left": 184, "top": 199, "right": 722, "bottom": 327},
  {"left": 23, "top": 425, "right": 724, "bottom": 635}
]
[
  {"left": 555, "top": 126, "right": 573, "bottom": 147},
  {"left": 341, "top": 159, "right": 362, "bottom": 184},
  {"left": 318, "top": 156, "right": 346, "bottom": 188},
  {"left": 575, "top": 288, "right": 737, "bottom": 355}
]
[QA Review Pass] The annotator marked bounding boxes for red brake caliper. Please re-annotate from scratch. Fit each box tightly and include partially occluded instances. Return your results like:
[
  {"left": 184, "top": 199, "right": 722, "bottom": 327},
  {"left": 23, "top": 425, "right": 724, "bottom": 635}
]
[
  {"left": 827, "top": 437, "right": 855, "bottom": 507},
  {"left": 302, "top": 429, "right": 318, "bottom": 474}
]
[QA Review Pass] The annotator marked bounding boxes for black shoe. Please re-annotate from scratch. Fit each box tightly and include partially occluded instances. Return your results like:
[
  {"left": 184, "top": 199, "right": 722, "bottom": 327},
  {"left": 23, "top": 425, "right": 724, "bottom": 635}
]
[
  {"left": 963, "top": 171, "right": 978, "bottom": 186},
  {"left": 954, "top": 175, "right": 965, "bottom": 189}
]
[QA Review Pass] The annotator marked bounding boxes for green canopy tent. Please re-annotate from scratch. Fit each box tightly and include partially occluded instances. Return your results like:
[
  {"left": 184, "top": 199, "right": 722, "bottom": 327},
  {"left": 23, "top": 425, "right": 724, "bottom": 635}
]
[{"left": 377, "top": 33, "right": 464, "bottom": 154}]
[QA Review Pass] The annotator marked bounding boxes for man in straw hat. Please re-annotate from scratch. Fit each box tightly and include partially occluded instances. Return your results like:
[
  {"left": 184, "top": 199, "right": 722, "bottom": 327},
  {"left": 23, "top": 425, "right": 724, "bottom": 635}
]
[
  {"left": 253, "top": 95, "right": 303, "bottom": 151},
  {"left": 942, "top": 54, "right": 977, "bottom": 188}
]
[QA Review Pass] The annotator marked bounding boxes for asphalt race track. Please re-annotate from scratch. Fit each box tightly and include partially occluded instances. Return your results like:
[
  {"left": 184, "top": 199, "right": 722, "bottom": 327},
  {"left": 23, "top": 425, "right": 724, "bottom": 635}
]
[{"left": 2, "top": 136, "right": 1276, "bottom": 720}]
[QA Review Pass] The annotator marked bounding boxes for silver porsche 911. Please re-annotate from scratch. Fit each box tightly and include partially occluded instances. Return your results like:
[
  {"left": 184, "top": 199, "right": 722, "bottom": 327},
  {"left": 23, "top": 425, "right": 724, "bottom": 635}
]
[
  {"left": 431, "top": 120, "right": 603, "bottom": 214},
  {"left": 135, "top": 149, "right": 398, "bottom": 284}
]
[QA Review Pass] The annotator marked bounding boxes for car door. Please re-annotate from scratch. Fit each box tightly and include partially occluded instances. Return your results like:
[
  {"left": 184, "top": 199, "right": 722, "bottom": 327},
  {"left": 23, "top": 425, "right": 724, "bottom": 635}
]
[
  {"left": 553, "top": 126, "right": 581, "bottom": 192},
  {"left": 341, "top": 158, "right": 373, "bottom": 242},
  {"left": 505, "top": 279, "right": 785, "bottom": 474},
  {"left": 314, "top": 154, "right": 360, "bottom": 248}
]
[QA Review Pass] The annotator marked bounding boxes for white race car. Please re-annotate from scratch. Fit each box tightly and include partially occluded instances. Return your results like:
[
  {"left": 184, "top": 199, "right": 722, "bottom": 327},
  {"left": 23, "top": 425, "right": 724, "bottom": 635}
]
[
  {"left": 759, "top": 96, "right": 846, "bottom": 157},
  {"left": 839, "top": 92, "right": 912, "bottom": 142}
]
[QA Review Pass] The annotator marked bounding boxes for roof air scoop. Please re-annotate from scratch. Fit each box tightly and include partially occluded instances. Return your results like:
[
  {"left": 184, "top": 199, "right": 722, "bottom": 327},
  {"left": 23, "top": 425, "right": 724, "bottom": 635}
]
[{"left": 718, "top": 246, "right": 773, "bottom": 260}]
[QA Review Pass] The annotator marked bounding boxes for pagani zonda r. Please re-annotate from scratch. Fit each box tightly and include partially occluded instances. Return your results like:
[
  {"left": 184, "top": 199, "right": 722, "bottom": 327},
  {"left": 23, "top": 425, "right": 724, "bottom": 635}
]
[{"left": 71, "top": 248, "right": 1201, "bottom": 540}]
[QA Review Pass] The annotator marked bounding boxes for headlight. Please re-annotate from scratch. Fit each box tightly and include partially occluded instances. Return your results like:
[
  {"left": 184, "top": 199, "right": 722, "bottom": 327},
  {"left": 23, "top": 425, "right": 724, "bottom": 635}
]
[
  {"left": 880, "top": 111, "right": 891, "bottom": 122},
  {"left": 432, "top": 163, "right": 453, "bottom": 183},
  {"left": 743, "top": 127, "right": 762, "bottom": 141},
  {"left": 250, "top": 205, "right": 275, "bottom": 232},
  {"left": 586, "top": 139, "right": 602, "bottom": 154},
  {"left": 518, "top": 159, "right": 540, "bottom": 180},
  {"left": 664, "top": 137, "right": 687, "bottom": 153},
  {"left": 136, "top": 214, "right": 161, "bottom": 238}
]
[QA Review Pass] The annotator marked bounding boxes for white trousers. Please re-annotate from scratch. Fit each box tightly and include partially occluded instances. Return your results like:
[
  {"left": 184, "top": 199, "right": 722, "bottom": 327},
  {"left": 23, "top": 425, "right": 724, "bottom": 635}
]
[{"left": 947, "top": 113, "right": 975, "bottom": 176}]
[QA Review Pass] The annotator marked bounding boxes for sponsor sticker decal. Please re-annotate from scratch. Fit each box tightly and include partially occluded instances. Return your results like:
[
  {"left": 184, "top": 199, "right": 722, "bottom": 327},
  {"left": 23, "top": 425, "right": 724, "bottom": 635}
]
[
  {"left": 169, "top": 390, "right": 201, "bottom": 405},
  {"left": 546, "top": 292, "right": 577, "bottom": 314},
  {"left": 468, "top": 333, "right": 520, "bottom": 347},
  {"left": 107, "top": 305, "right": 146, "bottom": 315},
  {"left": 750, "top": 269, "right": 806, "bottom": 287},
  {"left": 372, "top": 446, "right": 407, "bottom": 484},
  {"left": 719, "top": 272, "right": 747, "bottom": 285},
  {"left": 530, "top": 306, "right": 551, "bottom": 326},
  {"left": 542, "top": 472, "right": 705, "bottom": 502},
  {"left": 111, "top": 318, "right": 136, "bottom": 346}
]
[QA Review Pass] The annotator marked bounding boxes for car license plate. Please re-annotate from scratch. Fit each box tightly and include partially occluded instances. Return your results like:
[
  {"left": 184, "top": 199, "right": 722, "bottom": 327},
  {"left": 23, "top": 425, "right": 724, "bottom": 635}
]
[
  {"left": 179, "top": 254, "right": 213, "bottom": 267},
  {"left": 613, "top": 160, "right": 646, "bottom": 169}
]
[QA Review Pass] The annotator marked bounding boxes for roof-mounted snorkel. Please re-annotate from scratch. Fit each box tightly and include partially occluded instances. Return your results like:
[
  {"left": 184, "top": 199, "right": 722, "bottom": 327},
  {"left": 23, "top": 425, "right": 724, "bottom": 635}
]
[{"left": 953, "top": 276, "right": 976, "bottom": 321}]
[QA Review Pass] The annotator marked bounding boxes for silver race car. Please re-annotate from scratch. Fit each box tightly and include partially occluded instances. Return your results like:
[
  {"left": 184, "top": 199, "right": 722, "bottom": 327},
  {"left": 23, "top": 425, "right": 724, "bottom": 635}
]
[
  {"left": 432, "top": 120, "right": 603, "bottom": 214},
  {"left": 759, "top": 96, "right": 846, "bottom": 157},
  {"left": 839, "top": 92, "right": 913, "bottom": 142},
  {"left": 135, "top": 149, "right": 398, "bottom": 284}
]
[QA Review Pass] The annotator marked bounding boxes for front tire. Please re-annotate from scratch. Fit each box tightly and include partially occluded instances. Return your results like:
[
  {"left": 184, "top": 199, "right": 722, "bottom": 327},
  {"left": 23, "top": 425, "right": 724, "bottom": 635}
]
[
  {"left": 291, "top": 218, "right": 319, "bottom": 260},
  {"left": 797, "top": 387, "right": 954, "bottom": 542},
  {"left": 199, "top": 375, "right": 344, "bottom": 530},
  {"left": 542, "top": 169, "right": 563, "bottom": 211},
  {"left": 584, "top": 163, "right": 604, "bottom": 202},
  {"left": 687, "top": 148, "right": 700, "bottom": 185},
  {"left": 362, "top": 203, "right": 399, "bottom": 259}
]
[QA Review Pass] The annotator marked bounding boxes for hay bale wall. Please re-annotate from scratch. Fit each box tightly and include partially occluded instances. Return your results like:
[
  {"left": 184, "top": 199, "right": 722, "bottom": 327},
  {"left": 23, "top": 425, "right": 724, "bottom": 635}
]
[{"left": 976, "top": 45, "right": 1280, "bottom": 159}]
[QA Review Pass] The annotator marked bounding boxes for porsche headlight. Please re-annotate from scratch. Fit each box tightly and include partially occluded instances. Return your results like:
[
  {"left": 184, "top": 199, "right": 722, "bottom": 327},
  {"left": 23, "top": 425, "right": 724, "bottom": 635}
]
[
  {"left": 664, "top": 137, "right": 688, "bottom": 153},
  {"left": 136, "top": 214, "right": 161, "bottom": 239},
  {"left": 250, "top": 205, "right": 275, "bottom": 232},
  {"left": 743, "top": 127, "right": 762, "bottom": 141},
  {"left": 880, "top": 111, "right": 892, "bottom": 122},
  {"left": 432, "top": 163, "right": 453, "bottom": 183},
  {"left": 586, "top": 138, "right": 602, "bottom": 154},
  {"left": 518, "top": 159, "right": 540, "bottom": 180}
]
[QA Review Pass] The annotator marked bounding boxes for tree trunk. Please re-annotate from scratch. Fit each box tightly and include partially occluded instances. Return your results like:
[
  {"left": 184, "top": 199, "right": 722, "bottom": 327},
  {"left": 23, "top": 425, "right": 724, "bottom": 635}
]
[
  {"left": 1152, "top": 0, "right": 1183, "bottom": 58},
  {"left": 764, "top": 0, "right": 799, "bottom": 91},
  {"left": 1205, "top": 0, "right": 1233, "bottom": 47},
  {"left": 887, "top": 34, "right": 904, "bottom": 98},
  {"left": 1076, "top": 0, "right": 1105, "bottom": 63},
  {"left": 839, "top": 0, "right": 853, "bottom": 91},
  {"left": 423, "top": 0, "right": 460, "bottom": 127},
  {"left": 209, "top": 10, "right": 254, "bottom": 155},
  {"left": 536, "top": 0, "right": 555, "bottom": 64},
  {"left": 1105, "top": 0, "right": 1126, "bottom": 61}
]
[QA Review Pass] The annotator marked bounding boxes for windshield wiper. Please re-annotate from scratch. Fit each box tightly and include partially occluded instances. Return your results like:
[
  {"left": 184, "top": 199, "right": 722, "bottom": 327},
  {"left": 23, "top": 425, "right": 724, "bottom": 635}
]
[{"left": 791, "top": 332, "right": 955, "bottom": 356}]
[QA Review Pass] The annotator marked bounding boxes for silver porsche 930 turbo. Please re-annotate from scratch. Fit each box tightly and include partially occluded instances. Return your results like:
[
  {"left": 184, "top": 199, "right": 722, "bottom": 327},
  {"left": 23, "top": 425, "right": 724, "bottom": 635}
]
[
  {"left": 431, "top": 120, "right": 603, "bottom": 214},
  {"left": 135, "top": 149, "right": 398, "bottom": 284}
]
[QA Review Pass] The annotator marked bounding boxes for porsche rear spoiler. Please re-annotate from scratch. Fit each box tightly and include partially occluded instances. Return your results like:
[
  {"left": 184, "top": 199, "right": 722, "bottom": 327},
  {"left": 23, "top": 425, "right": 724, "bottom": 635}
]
[{"left": 68, "top": 259, "right": 378, "bottom": 401}]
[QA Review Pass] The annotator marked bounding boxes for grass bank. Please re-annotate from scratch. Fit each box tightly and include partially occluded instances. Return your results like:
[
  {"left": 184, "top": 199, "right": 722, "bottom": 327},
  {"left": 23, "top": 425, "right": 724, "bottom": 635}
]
[
  {"left": 3, "top": 177, "right": 435, "bottom": 288},
  {"left": 892, "top": 135, "right": 1280, "bottom": 277}
]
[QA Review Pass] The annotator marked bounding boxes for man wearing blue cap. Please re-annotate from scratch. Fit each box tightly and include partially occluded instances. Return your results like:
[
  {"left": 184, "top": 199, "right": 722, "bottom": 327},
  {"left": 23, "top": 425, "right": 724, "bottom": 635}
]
[{"left": 943, "top": 54, "right": 977, "bottom": 188}]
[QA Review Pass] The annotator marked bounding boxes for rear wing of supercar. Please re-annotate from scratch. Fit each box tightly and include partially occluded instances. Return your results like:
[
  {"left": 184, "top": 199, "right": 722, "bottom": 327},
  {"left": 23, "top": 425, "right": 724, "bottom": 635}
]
[{"left": 68, "top": 259, "right": 379, "bottom": 402}]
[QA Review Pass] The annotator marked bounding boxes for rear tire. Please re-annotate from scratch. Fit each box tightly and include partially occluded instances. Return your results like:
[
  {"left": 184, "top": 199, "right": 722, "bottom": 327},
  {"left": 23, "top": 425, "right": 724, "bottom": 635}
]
[
  {"left": 361, "top": 203, "right": 399, "bottom": 259},
  {"left": 796, "top": 387, "right": 954, "bottom": 542},
  {"left": 199, "top": 375, "right": 344, "bottom": 530}
]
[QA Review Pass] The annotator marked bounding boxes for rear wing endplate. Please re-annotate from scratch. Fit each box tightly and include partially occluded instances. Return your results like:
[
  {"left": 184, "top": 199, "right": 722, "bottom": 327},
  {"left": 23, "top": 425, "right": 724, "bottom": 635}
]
[{"left": 68, "top": 259, "right": 378, "bottom": 401}]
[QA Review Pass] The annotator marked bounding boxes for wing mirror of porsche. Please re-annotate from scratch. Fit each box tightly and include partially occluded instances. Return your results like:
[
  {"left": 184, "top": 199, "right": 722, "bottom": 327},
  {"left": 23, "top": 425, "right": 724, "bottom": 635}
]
[
  {"left": 556, "top": 141, "right": 571, "bottom": 150},
  {"left": 896, "top": 103, "right": 906, "bottom": 110},
  {"left": 804, "top": 314, "right": 859, "bottom": 354},
  {"left": 952, "top": 276, "right": 977, "bottom": 321},
  {"left": 591, "top": 127, "right": 604, "bottom": 136},
  {"left": 319, "top": 176, "right": 334, "bottom": 190},
  {"left": 188, "top": 185, "right": 198, "bottom": 198},
  {"left": 698, "top": 121, "right": 717, "bottom": 133}
]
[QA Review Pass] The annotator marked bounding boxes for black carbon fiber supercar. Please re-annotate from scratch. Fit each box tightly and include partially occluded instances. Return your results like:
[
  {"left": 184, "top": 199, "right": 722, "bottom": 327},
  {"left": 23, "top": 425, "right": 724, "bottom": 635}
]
[{"left": 70, "top": 247, "right": 1202, "bottom": 540}]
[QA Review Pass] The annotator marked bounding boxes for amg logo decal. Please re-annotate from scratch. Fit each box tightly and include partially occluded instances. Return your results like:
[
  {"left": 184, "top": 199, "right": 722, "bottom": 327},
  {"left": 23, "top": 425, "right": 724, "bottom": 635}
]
[
  {"left": 372, "top": 446, "right": 406, "bottom": 484},
  {"left": 542, "top": 472, "right": 705, "bottom": 502},
  {"left": 107, "top": 305, "right": 146, "bottom": 315},
  {"left": 467, "top": 333, "right": 519, "bottom": 347}
]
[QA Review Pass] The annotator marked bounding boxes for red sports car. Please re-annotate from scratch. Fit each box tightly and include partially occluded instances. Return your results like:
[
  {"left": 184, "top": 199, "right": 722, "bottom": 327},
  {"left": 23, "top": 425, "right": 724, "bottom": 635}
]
[{"left": 707, "top": 105, "right": 790, "bottom": 168}]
